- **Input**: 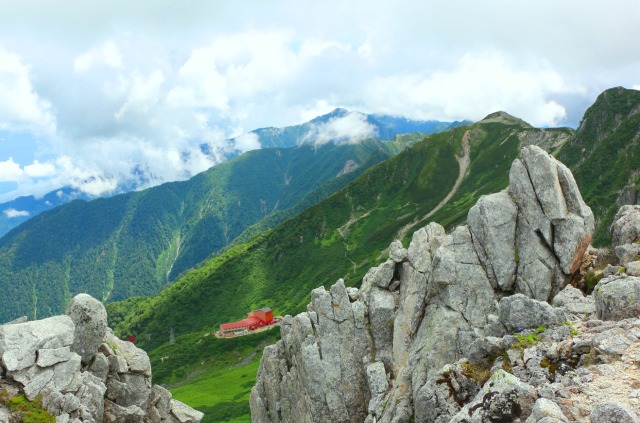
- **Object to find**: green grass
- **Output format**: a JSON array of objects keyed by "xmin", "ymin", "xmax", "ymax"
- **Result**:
[
  {"xmin": 171, "ymin": 359, "xmax": 260, "ymax": 423},
  {"xmin": 0, "ymin": 391, "xmax": 55, "ymax": 423}
]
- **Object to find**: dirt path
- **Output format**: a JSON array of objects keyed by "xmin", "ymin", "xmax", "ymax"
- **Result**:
[{"xmin": 394, "ymin": 130, "xmax": 471, "ymax": 242}]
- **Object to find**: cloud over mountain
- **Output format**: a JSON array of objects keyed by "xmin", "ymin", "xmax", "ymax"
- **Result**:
[{"xmin": 0, "ymin": 0, "xmax": 637, "ymax": 201}]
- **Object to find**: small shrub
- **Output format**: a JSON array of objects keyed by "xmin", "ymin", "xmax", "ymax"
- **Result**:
[
  {"xmin": 514, "ymin": 332, "xmax": 541, "ymax": 349},
  {"xmin": 586, "ymin": 271, "xmax": 603, "ymax": 293},
  {"xmin": 560, "ymin": 321, "xmax": 578, "ymax": 336},
  {"xmin": 460, "ymin": 361, "xmax": 491, "ymax": 385}
]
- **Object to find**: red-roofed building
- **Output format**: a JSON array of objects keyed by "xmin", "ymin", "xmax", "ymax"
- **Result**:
[{"xmin": 220, "ymin": 308, "xmax": 275, "ymax": 336}]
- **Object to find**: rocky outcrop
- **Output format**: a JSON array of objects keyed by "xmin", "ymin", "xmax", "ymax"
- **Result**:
[
  {"xmin": 0, "ymin": 294, "xmax": 203, "ymax": 423},
  {"xmin": 250, "ymin": 145, "xmax": 632, "ymax": 422}
]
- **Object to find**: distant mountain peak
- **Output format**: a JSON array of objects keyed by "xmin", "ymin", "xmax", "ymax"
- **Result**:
[{"xmin": 479, "ymin": 111, "xmax": 532, "ymax": 128}]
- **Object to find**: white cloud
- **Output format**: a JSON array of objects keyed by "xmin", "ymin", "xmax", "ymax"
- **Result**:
[
  {"xmin": 73, "ymin": 41, "xmax": 123, "ymax": 73},
  {"xmin": 24, "ymin": 160, "xmax": 56, "ymax": 178},
  {"xmin": 0, "ymin": 157, "xmax": 23, "ymax": 182},
  {"xmin": 302, "ymin": 112, "xmax": 377, "ymax": 146},
  {"xmin": 74, "ymin": 176, "xmax": 118, "ymax": 197},
  {"xmin": 233, "ymin": 133, "xmax": 260, "ymax": 153},
  {"xmin": 365, "ymin": 52, "xmax": 582, "ymax": 126},
  {"xmin": 0, "ymin": 45, "xmax": 54, "ymax": 131},
  {"xmin": 0, "ymin": 1, "xmax": 638, "ymax": 202},
  {"xmin": 3, "ymin": 208, "xmax": 29, "ymax": 218},
  {"xmin": 114, "ymin": 70, "xmax": 165, "ymax": 120},
  {"xmin": 167, "ymin": 30, "xmax": 298, "ymax": 113}
]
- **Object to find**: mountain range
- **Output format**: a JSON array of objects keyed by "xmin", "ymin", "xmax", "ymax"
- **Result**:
[
  {"xmin": 0, "ymin": 110, "xmax": 465, "ymax": 238},
  {"xmin": 101, "ymin": 87, "xmax": 640, "ymax": 422},
  {"xmin": 0, "ymin": 87, "xmax": 639, "ymax": 422},
  {"xmin": 0, "ymin": 132, "xmax": 433, "ymax": 322}
]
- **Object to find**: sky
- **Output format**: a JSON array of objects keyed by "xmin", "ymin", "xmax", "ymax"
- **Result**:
[{"xmin": 0, "ymin": 0, "xmax": 639, "ymax": 203}]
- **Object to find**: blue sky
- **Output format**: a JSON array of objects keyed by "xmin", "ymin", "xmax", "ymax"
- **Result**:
[{"xmin": 0, "ymin": 0, "xmax": 638, "ymax": 202}]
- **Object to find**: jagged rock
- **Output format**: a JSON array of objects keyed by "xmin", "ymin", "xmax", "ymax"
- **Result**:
[
  {"xmin": 36, "ymin": 346, "xmax": 72, "ymax": 368},
  {"xmin": 611, "ymin": 205, "xmax": 640, "ymax": 246},
  {"xmin": 468, "ymin": 337, "xmax": 504, "ymax": 365},
  {"xmin": 509, "ymin": 157, "xmax": 553, "ymax": 245},
  {"xmin": 520, "ymin": 146, "xmax": 568, "ymax": 221},
  {"xmin": 103, "ymin": 400, "xmax": 145, "ymax": 423},
  {"xmin": 170, "ymin": 399, "xmax": 205, "ymax": 423},
  {"xmin": 0, "ymin": 294, "xmax": 201, "ymax": 423},
  {"xmin": 509, "ymin": 147, "xmax": 592, "ymax": 301},
  {"xmin": 106, "ymin": 373, "xmax": 151, "ymax": 409},
  {"xmin": 75, "ymin": 371, "xmax": 107, "ymax": 421},
  {"xmin": 450, "ymin": 370, "xmax": 537, "ymax": 423},
  {"xmin": 593, "ymin": 276, "xmax": 640, "ymax": 320},
  {"xmin": 365, "ymin": 362, "xmax": 387, "ymax": 415},
  {"xmin": 626, "ymin": 260, "xmax": 640, "ymax": 276},
  {"xmin": 604, "ymin": 264, "xmax": 626, "ymax": 277},
  {"xmin": 556, "ymin": 161, "xmax": 595, "ymax": 230},
  {"xmin": 388, "ymin": 240, "xmax": 408, "ymax": 263},
  {"xmin": 554, "ymin": 214, "xmax": 593, "ymax": 275},
  {"xmin": 592, "ymin": 327, "xmax": 632, "ymax": 356},
  {"xmin": 392, "ymin": 262, "xmax": 428, "ymax": 373},
  {"xmin": 103, "ymin": 332, "xmax": 152, "ymax": 377},
  {"xmin": 254, "ymin": 279, "xmax": 371, "ymax": 422},
  {"xmin": 590, "ymin": 402, "xmax": 640, "ymax": 423},
  {"xmin": 615, "ymin": 243, "xmax": 640, "ymax": 265},
  {"xmin": 5, "ymin": 316, "xmax": 27, "ymax": 325},
  {"xmin": 88, "ymin": 352, "xmax": 110, "ymax": 383},
  {"xmin": 407, "ymin": 222, "xmax": 445, "ymax": 273},
  {"xmin": 367, "ymin": 286, "xmax": 395, "ymax": 370},
  {"xmin": 468, "ymin": 191, "xmax": 517, "ymax": 291},
  {"xmin": 525, "ymin": 398, "xmax": 569, "ymax": 422},
  {"xmin": 415, "ymin": 361, "xmax": 482, "ymax": 423},
  {"xmin": 498, "ymin": 294, "xmax": 566, "ymax": 332},
  {"xmin": 107, "ymin": 353, "xmax": 129, "ymax": 374},
  {"xmin": 66, "ymin": 294, "xmax": 108, "ymax": 364},
  {"xmin": 251, "ymin": 145, "xmax": 602, "ymax": 423},
  {"xmin": 146, "ymin": 385, "xmax": 173, "ymax": 423},
  {"xmin": 50, "ymin": 353, "xmax": 82, "ymax": 392},
  {"xmin": 362, "ymin": 259, "xmax": 395, "ymax": 289},
  {"xmin": 552, "ymin": 284, "xmax": 596, "ymax": 317},
  {"xmin": 0, "ymin": 315, "xmax": 74, "ymax": 372}
]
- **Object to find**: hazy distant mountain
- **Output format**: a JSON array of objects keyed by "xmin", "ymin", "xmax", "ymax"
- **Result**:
[
  {"xmin": 0, "ymin": 110, "xmax": 464, "ymax": 237},
  {"xmin": 0, "ymin": 187, "xmax": 91, "ymax": 238},
  {"xmin": 240, "ymin": 108, "xmax": 468, "ymax": 149}
]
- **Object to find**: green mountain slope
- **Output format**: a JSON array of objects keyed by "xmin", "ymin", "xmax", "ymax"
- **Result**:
[
  {"xmin": 556, "ymin": 86, "xmax": 640, "ymax": 245},
  {"xmin": 0, "ymin": 139, "xmax": 417, "ymax": 323},
  {"xmin": 106, "ymin": 114, "xmax": 574, "ymax": 421},
  {"xmin": 109, "ymin": 113, "xmax": 570, "ymax": 356}
]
